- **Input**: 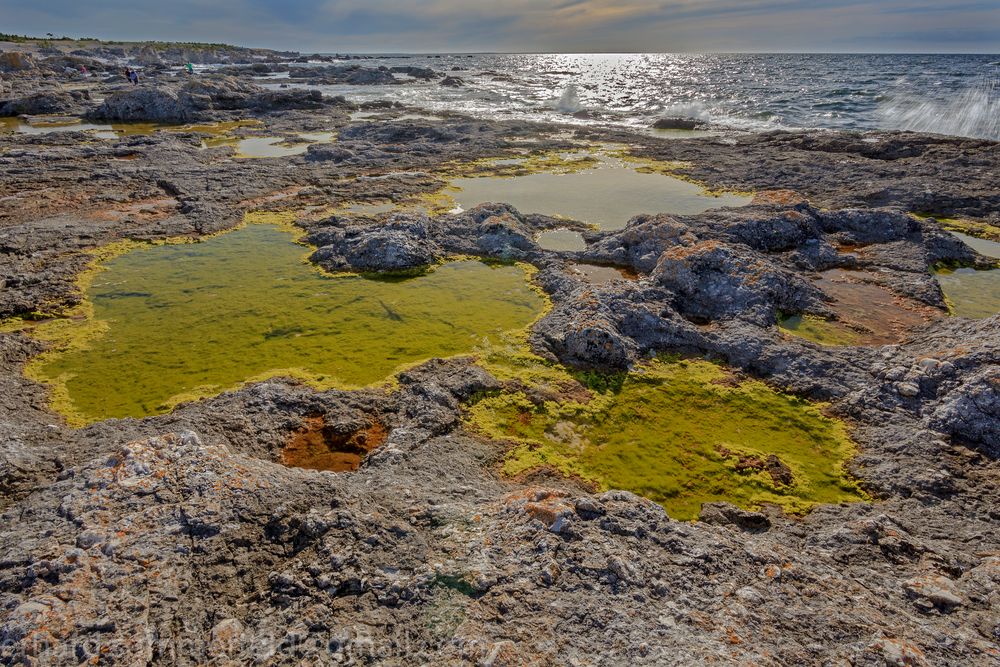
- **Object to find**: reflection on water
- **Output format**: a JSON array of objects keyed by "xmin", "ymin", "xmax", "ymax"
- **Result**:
[
  {"xmin": 937, "ymin": 267, "xmax": 1000, "ymax": 319},
  {"xmin": 255, "ymin": 54, "xmax": 999, "ymax": 140},
  {"xmin": 0, "ymin": 116, "xmax": 263, "ymax": 142},
  {"xmin": 936, "ymin": 232, "xmax": 1000, "ymax": 319},
  {"xmin": 950, "ymin": 231, "xmax": 1000, "ymax": 259},
  {"xmin": 31, "ymin": 220, "xmax": 545, "ymax": 423},
  {"xmin": 537, "ymin": 229, "xmax": 586, "ymax": 251},
  {"xmin": 0, "ymin": 115, "xmax": 113, "ymax": 135},
  {"xmin": 202, "ymin": 132, "xmax": 335, "ymax": 158},
  {"xmin": 448, "ymin": 152, "xmax": 750, "ymax": 230}
]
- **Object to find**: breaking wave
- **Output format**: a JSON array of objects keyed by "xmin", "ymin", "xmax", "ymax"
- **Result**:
[
  {"xmin": 657, "ymin": 101, "xmax": 712, "ymax": 122},
  {"xmin": 878, "ymin": 76, "xmax": 1000, "ymax": 141},
  {"xmin": 555, "ymin": 84, "xmax": 583, "ymax": 113}
]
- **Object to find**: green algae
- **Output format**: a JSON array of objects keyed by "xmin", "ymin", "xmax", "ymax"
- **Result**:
[
  {"xmin": 778, "ymin": 313, "xmax": 862, "ymax": 347},
  {"xmin": 466, "ymin": 349, "xmax": 865, "ymax": 521},
  {"xmin": 442, "ymin": 149, "xmax": 751, "ymax": 231},
  {"xmin": 27, "ymin": 214, "xmax": 546, "ymax": 425}
]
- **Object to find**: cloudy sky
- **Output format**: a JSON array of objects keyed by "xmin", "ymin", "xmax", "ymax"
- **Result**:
[{"xmin": 2, "ymin": 0, "xmax": 998, "ymax": 53}]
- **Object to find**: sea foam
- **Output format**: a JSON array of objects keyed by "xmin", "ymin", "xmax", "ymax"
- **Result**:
[{"xmin": 879, "ymin": 76, "xmax": 999, "ymax": 141}]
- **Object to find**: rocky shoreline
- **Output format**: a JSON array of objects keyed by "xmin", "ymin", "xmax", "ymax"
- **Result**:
[{"xmin": 1, "ymin": 41, "xmax": 999, "ymax": 665}]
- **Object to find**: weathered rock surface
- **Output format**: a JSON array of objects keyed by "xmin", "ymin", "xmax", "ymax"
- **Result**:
[
  {"xmin": 650, "ymin": 240, "xmax": 823, "ymax": 325},
  {"xmin": 0, "ymin": 90, "xmax": 85, "ymax": 116},
  {"xmin": 0, "ymin": 52, "xmax": 999, "ymax": 665},
  {"xmin": 615, "ymin": 129, "xmax": 1000, "ymax": 224},
  {"xmin": 310, "ymin": 214, "xmax": 443, "ymax": 272},
  {"xmin": 0, "ymin": 51, "xmax": 36, "ymax": 72},
  {"xmin": 89, "ymin": 77, "xmax": 329, "ymax": 122}
]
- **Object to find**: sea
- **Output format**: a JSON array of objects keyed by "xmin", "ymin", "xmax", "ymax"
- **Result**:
[{"xmin": 258, "ymin": 53, "xmax": 1000, "ymax": 141}]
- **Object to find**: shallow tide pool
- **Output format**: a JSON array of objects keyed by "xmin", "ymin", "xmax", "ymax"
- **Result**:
[
  {"xmin": 202, "ymin": 132, "xmax": 335, "ymax": 158},
  {"xmin": 0, "ymin": 117, "xmax": 260, "ymax": 141},
  {"xmin": 30, "ymin": 218, "xmax": 546, "ymax": 424},
  {"xmin": 447, "ymin": 152, "xmax": 751, "ymax": 231},
  {"xmin": 936, "ymin": 231, "xmax": 1000, "ymax": 319},
  {"xmin": 780, "ymin": 269, "xmax": 943, "ymax": 346},
  {"xmin": 937, "ymin": 267, "xmax": 1000, "ymax": 319}
]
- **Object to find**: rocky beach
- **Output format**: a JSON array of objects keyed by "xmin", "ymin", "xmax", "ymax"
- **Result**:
[{"xmin": 0, "ymin": 38, "xmax": 998, "ymax": 665}]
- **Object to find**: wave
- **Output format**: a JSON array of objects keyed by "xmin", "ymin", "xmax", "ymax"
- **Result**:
[
  {"xmin": 657, "ymin": 101, "xmax": 712, "ymax": 122},
  {"xmin": 877, "ymin": 76, "xmax": 999, "ymax": 141},
  {"xmin": 555, "ymin": 84, "xmax": 583, "ymax": 113}
]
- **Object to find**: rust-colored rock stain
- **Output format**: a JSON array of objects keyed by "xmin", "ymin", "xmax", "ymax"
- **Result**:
[{"xmin": 281, "ymin": 416, "xmax": 388, "ymax": 472}]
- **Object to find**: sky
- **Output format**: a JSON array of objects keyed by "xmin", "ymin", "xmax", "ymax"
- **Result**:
[{"xmin": 1, "ymin": 0, "xmax": 998, "ymax": 53}]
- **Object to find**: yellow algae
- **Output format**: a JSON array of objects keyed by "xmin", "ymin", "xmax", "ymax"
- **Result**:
[
  {"xmin": 912, "ymin": 212, "xmax": 1000, "ymax": 244},
  {"xmin": 779, "ymin": 314, "xmax": 861, "ymax": 347},
  {"xmin": 0, "ymin": 117, "xmax": 262, "ymax": 139},
  {"xmin": 26, "ymin": 213, "xmax": 546, "ymax": 425},
  {"xmin": 466, "ymin": 348, "xmax": 865, "ymax": 521}
]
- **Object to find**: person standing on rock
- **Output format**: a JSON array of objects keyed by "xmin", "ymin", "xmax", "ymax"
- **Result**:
[
  {"xmin": 129, "ymin": 69, "xmax": 139, "ymax": 85},
  {"xmin": 186, "ymin": 62, "xmax": 194, "ymax": 75}
]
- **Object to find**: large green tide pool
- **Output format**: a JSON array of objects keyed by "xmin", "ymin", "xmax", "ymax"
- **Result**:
[
  {"xmin": 30, "ymin": 220, "xmax": 545, "ymax": 424},
  {"xmin": 468, "ymin": 354, "xmax": 865, "ymax": 520}
]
